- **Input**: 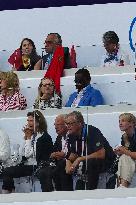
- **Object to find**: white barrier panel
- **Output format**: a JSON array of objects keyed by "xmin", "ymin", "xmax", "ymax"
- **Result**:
[
  {"xmin": 19, "ymin": 72, "xmax": 136, "ymax": 90},
  {"xmin": 0, "ymin": 198, "xmax": 135, "ymax": 205},
  {"xmin": 1, "ymin": 189, "xmax": 136, "ymax": 203},
  {"xmin": 12, "ymin": 198, "xmax": 136, "ymax": 205},
  {"xmin": 0, "ymin": 50, "xmax": 12, "ymax": 71},
  {"xmin": 20, "ymin": 87, "xmax": 38, "ymax": 109},
  {"xmin": 93, "ymin": 81, "xmax": 136, "ymax": 105},
  {"xmin": 16, "ymin": 66, "xmax": 135, "ymax": 88}
]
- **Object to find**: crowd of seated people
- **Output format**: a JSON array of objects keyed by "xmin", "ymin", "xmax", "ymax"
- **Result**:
[
  {"xmin": 1, "ymin": 110, "xmax": 136, "ymax": 193},
  {"xmin": 0, "ymin": 92, "xmax": 136, "ymax": 194},
  {"xmin": 7, "ymin": 33, "xmax": 72, "ymax": 73},
  {"xmin": 3, "ymin": 30, "xmax": 131, "ymax": 73},
  {"xmin": 0, "ymin": 29, "xmax": 135, "ymax": 194},
  {"xmin": 0, "ymin": 68, "xmax": 104, "ymax": 110}
]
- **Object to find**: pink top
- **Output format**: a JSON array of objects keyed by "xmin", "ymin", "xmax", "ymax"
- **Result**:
[{"xmin": 0, "ymin": 91, "xmax": 27, "ymax": 111}]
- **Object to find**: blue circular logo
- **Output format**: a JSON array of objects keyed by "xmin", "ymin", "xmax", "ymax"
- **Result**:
[{"xmin": 129, "ymin": 17, "xmax": 136, "ymax": 52}]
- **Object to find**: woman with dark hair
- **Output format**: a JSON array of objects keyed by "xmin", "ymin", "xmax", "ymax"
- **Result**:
[
  {"xmin": 8, "ymin": 38, "xmax": 41, "ymax": 71},
  {"xmin": 2, "ymin": 110, "xmax": 53, "ymax": 194},
  {"xmin": 33, "ymin": 77, "xmax": 62, "ymax": 109}
]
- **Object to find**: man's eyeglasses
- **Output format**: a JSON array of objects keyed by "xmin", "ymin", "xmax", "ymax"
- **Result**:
[
  {"xmin": 41, "ymin": 83, "xmax": 54, "ymax": 87},
  {"xmin": 65, "ymin": 121, "xmax": 78, "ymax": 127},
  {"xmin": 54, "ymin": 123, "xmax": 64, "ymax": 127},
  {"xmin": 44, "ymin": 40, "xmax": 54, "ymax": 45},
  {"xmin": 74, "ymin": 79, "xmax": 83, "ymax": 84}
]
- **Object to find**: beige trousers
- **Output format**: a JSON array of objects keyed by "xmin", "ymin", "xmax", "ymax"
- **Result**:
[{"xmin": 117, "ymin": 154, "xmax": 135, "ymax": 183}]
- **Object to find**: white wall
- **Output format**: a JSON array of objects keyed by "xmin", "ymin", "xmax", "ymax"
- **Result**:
[
  {"xmin": 1, "ymin": 189, "xmax": 136, "ymax": 203},
  {"xmin": 0, "ymin": 2, "xmax": 136, "ymax": 51}
]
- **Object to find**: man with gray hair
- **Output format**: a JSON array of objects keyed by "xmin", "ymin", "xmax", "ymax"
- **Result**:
[
  {"xmin": 37, "ymin": 114, "xmax": 73, "ymax": 191},
  {"xmin": 65, "ymin": 111, "xmax": 116, "ymax": 190},
  {"xmin": 101, "ymin": 30, "xmax": 130, "ymax": 67},
  {"xmin": 38, "ymin": 33, "xmax": 70, "ymax": 70}
]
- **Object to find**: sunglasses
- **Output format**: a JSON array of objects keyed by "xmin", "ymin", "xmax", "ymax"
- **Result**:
[
  {"xmin": 44, "ymin": 40, "xmax": 54, "ymax": 45},
  {"xmin": 74, "ymin": 79, "xmax": 83, "ymax": 84}
]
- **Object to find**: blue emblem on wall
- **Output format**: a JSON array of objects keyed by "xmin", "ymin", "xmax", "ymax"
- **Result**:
[{"xmin": 129, "ymin": 17, "xmax": 136, "ymax": 52}]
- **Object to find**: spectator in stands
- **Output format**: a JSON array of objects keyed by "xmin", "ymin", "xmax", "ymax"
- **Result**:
[
  {"xmin": 36, "ymin": 114, "xmax": 72, "ymax": 191},
  {"xmin": 114, "ymin": 113, "xmax": 136, "ymax": 188},
  {"xmin": 36, "ymin": 33, "xmax": 70, "ymax": 70},
  {"xmin": 101, "ymin": 31, "xmax": 130, "ymax": 67},
  {"xmin": 65, "ymin": 68, "xmax": 103, "ymax": 107},
  {"xmin": 2, "ymin": 110, "xmax": 53, "ymax": 194},
  {"xmin": 8, "ymin": 38, "xmax": 41, "ymax": 71},
  {"xmin": 0, "ymin": 71, "xmax": 27, "ymax": 111},
  {"xmin": 33, "ymin": 77, "xmax": 62, "ymax": 109},
  {"xmin": 64, "ymin": 111, "xmax": 116, "ymax": 190},
  {"xmin": 0, "ymin": 128, "xmax": 11, "ymax": 169}
]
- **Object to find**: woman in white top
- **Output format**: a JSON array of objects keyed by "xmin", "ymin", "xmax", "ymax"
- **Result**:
[{"xmin": 2, "ymin": 110, "xmax": 53, "ymax": 194}]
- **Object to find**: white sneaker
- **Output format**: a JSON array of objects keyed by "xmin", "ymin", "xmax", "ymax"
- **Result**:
[{"xmin": 117, "ymin": 184, "xmax": 127, "ymax": 188}]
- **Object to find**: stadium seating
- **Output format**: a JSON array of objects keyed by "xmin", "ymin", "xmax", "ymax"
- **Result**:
[
  {"xmin": 0, "ymin": 50, "xmax": 136, "ymax": 193},
  {"xmin": 13, "ymin": 66, "xmax": 135, "ymax": 108},
  {"xmin": 1, "ymin": 104, "xmax": 136, "ymax": 192}
]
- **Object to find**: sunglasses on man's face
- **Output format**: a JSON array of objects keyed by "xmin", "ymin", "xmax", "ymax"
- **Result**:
[
  {"xmin": 44, "ymin": 40, "xmax": 54, "ymax": 45},
  {"xmin": 74, "ymin": 79, "xmax": 84, "ymax": 85},
  {"xmin": 74, "ymin": 79, "xmax": 83, "ymax": 84}
]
